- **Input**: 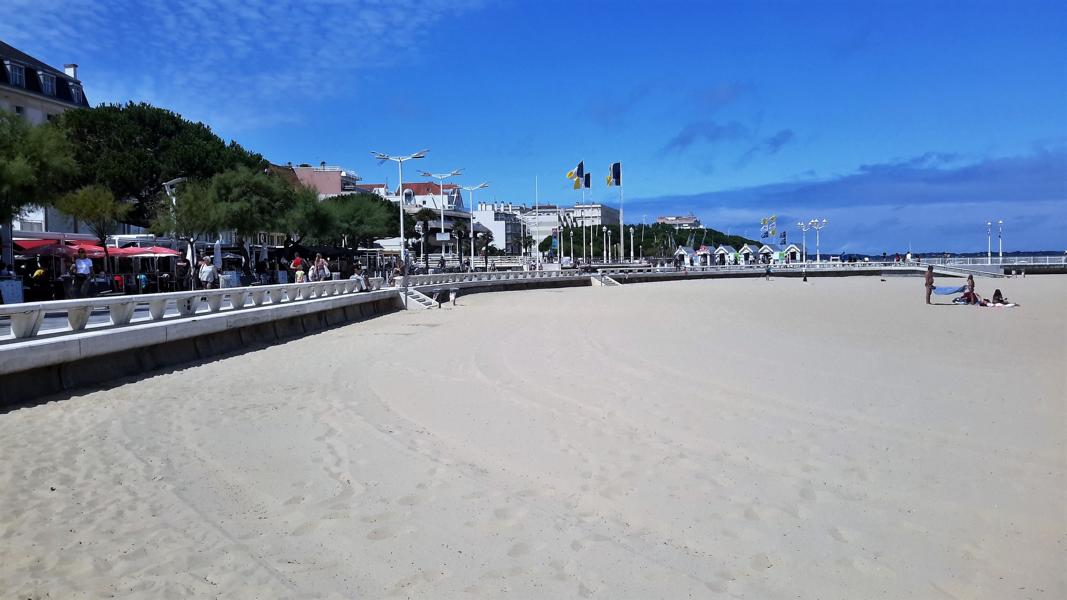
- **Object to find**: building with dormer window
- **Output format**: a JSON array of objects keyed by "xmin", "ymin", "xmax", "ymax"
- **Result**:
[
  {"xmin": 2, "ymin": 41, "xmax": 91, "ymax": 236},
  {"xmin": 1, "ymin": 41, "xmax": 89, "ymax": 125}
]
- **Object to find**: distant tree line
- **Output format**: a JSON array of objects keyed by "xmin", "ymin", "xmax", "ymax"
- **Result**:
[{"xmin": 2, "ymin": 102, "xmax": 400, "ymax": 261}]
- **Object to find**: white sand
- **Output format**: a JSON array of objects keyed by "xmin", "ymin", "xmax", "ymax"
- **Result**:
[{"xmin": 1, "ymin": 275, "xmax": 1064, "ymax": 599}]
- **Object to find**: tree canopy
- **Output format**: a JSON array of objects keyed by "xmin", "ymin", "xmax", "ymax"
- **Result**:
[
  {"xmin": 321, "ymin": 193, "xmax": 399, "ymax": 250},
  {"xmin": 56, "ymin": 185, "xmax": 131, "ymax": 272},
  {"xmin": 0, "ymin": 111, "xmax": 77, "ymax": 222},
  {"xmin": 58, "ymin": 102, "xmax": 263, "ymax": 227}
]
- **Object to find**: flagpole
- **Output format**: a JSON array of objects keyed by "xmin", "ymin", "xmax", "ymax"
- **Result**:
[
  {"xmin": 581, "ymin": 185, "xmax": 586, "ymax": 264},
  {"xmin": 619, "ymin": 174, "xmax": 624, "ymax": 264},
  {"xmin": 534, "ymin": 175, "xmax": 538, "ymax": 266}
]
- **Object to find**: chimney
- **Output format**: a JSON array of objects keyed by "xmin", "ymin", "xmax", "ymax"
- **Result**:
[{"xmin": 64, "ymin": 64, "xmax": 78, "ymax": 79}]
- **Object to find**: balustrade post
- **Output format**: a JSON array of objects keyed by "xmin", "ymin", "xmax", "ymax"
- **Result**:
[
  {"xmin": 206, "ymin": 293, "xmax": 224, "ymax": 313},
  {"xmin": 116, "ymin": 301, "xmax": 142, "ymax": 323},
  {"xmin": 176, "ymin": 296, "xmax": 200, "ymax": 317},
  {"xmin": 9, "ymin": 308, "xmax": 44, "ymax": 339},
  {"xmin": 66, "ymin": 306, "xmax": 92, "ymax": 331}
]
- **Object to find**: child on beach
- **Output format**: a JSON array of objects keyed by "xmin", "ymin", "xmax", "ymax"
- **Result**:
[{"xmin": 924, "ymin": 266, "xmax": 934, "ymax": 304}]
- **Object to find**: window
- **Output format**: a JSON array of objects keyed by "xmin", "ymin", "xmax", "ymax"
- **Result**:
[
  {"xmin": 7, "ymin": 62, "xmax": 25, "ymax": 87},
  {"xmin": 14, "ymin": 105, "xmax": 23, "ymax": 115},
  {"xmin": 39, "ymin": 73, "xmax": 55, "ymax": 96},
  {"xmin": 70, "ymin": 85, "xmax": 83, "ymax": 104}
]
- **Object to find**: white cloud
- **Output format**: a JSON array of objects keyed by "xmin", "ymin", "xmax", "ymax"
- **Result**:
[{"xmin": 0, "ymin": 0, "xmax": 484, "ymax": 133}]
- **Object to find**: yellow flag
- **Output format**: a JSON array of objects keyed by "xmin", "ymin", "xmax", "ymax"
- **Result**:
[
  {"xmin": 606, "ymin": 174, "xmax": 613, "ymax": 186},
  {"xmin": 566, "ymin": 170, "xmax": 576, "ymax": 179},
  {"xmin": 573, "ymin": 178, "xmax": 581, "ymax": 190}
]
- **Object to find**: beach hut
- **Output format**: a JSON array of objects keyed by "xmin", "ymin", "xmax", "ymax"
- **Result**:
[
  {"xmin": 714, "ymin": 244, "xmax": 737, "ymax": 265},
  {"xmin": 782, "ymin": 243, "xmax": 803, "ymax": 263},
  {"xmin": 695, "ymin": 245, "xmax": 715, "ymax": 266},
  {"xmin": 673, "ymin": 245, "xmax": 697, "ymax": 267},
  {"xmin": 738, "ymin": 244, "xmax": 760, "ymax": 264},
  {"xmin": 758, "ymin": 243, "xmax": 781, "ymax": 264}
]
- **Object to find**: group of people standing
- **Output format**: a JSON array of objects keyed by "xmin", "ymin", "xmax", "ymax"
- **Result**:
[{"xmin": 925, "ymin": 267, "xmax": 1013, "ymax": 306}]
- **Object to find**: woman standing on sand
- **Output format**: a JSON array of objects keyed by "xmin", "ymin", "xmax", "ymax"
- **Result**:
[{"xmin": 925, "ymin": 265, "xmax": 934, "ymax": 304}]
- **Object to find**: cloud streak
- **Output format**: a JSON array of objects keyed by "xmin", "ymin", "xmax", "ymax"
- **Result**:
[
  {"xmin": 0, "ymin": 0, "xmax": 484, "ymax": 133},
  {"xmin": 736, "ymin": 128, "xmax": 796, "ymax": 167},
  {"xmin": 626, "ymin": 145, "xmax": 1067, "ymax": 252},
  {"xmin": 660, "ymin": 120, "xmax": 749, "ymax": 154}
]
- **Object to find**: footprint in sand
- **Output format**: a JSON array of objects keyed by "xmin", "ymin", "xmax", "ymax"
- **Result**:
[
  {"xmin": 507, "ymin": 542, "xmax": 530, "ymax": 558},
  {"xmin": 744, "ymin": 506, "xmax": 761, "ymax": 521},
  {"xmin": 750, "ymin": 553, "xmax": 773, "ymax": 570},
  {"xmin": 283, "ymin": 495, "xmax": 304, "ymax": 506},
  {"xmin": 398, "ymin": 494, "xmax": 426, "ymax": 506},
  {"xmin": 291, "ymin": 521, "xmax": 318, "ymax": 536},
  {"xmin": 798, "ymin": 486, "xmax": 817, "ymax": 501},
  {"xmin": 366, "ymin": 526, "xmax": 395, "ymax": 541},
  {"xmin": 361, "ymin": 510, "xmax": 397, "ymax": 524},
  {"xmin": 829, "ymin": 526, "xmax": 851, "ymax": 543}
]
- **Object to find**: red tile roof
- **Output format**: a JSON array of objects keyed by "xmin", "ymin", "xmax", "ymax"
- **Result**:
[{"xmin": 398, "ymin": 182, "xmax": 460, "ymax": 196}]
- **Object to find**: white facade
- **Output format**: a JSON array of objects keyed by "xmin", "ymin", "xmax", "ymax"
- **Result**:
[
  {"xmin": 569, "ymin": 203, "xmax": 620, "ymax": 228},
  {"xmin": 472, "ymin": 203, "xmax": 522, "ymax": 254},
  {"xmin": 657, "ymin": 215, "xmax": 702, "ymax": 229}
]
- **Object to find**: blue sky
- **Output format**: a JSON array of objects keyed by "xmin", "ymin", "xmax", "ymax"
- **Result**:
[{"xmin": 4, "ymin": 0, "xmax": 1065, "ymax": 252}]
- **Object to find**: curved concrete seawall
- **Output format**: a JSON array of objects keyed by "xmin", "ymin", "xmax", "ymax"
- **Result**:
[{"xmin": 1, "ymin": 290, "xmax": 401, "ymax": 407}]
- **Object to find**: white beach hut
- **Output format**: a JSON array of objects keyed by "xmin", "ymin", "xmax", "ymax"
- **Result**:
[
  {"xmin": 758, "ymin": 243, "xmax": 781, "ymax": 264},
  {"xmin": 782, "ymin": 243, "xmax": 803, "ymax": 263},
  {"xmin": 738, "ymin": 244, "xmax": 760, "ymax": 264},
  {"xmin": 714, "ymin": 244, "xmax": 737, "ymax": 265},
  {"xmin": 673, "ymin": 245, "xmax": 697, "ymax": 266}
]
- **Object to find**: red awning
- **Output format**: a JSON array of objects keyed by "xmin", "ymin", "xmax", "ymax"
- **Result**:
[
  {"xmin": 124, "ymin": 246, "xmax": 181, "ymax": 257},
  {"xmin": 13, "ymin": 239, "xmax": 61, "ymax": 251}
]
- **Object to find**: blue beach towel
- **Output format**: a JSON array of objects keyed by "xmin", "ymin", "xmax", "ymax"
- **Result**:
[{"xmin": 933, "ymin": 285, "xmax": 966, "ymax": 295}]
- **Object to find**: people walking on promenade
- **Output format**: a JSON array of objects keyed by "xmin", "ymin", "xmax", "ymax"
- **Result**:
[
  {"xmin": 309, "ymin": 253, "xmax": 330, "ymax": 282},
  {"xmin": 70, "ymin": 248, "xmax": 93, "ymax": 298},
  {"xmin": 175, "ymin": 254, "xmax": 191, "ymax": 291},
  {"xmin": 198, "ymin": 256, "xmax": 218, "ymax": 289}
]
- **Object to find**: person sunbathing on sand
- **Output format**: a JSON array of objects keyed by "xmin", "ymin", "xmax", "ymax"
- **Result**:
[{"xmin": 980, "ymin": 289, "xmax": 1019, "ymax": 307}]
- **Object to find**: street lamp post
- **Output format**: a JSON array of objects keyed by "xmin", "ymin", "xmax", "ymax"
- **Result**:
[
  {"xmin": 607, "ymin": 228, "xmax": 613, "ymax": 263},
  {"xmin": 998, "ymin": 220, "xmax": 1003, "ymax": 263},
  {"xmin": 809, "ymin": 219, "xmax": 827, "ymax": 262},
  {"xmin": 629, "ymin": 226, "xmax": 634, "ymax": 262},
  {"xmin": 462, "ymin": 182, "xmax": 489, "ymax": 266},
  {"xmin": 796, "ymin": 221, "xmax": 811, "ymax": 262},
  {"xmin": 419, "ymin": 169, "xmax": 462, "ymax": 260},
  {"xmin": 372, "ymin": 150, "xmax": 428, "ymax": 307},
  {"xmin": 602, "ymin": 226, "xmax": 607, "ymax": 263},
  {"xmin": 569, "ymin": 229, "xmax": 574, "ymax": 264},
  {"xmin": 986, "ymin": 221, "xmax": 992, "ymax": 264}
]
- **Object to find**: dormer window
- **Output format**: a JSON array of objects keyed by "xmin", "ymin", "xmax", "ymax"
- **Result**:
[
  {"xmin": 39, "ymin": 73, "xmax": 56, "ymax": 96},
  {"xmin": 70, "ymin": 85, "xmax": 83, "ymax": 104},
  {"xmin": 6, "ymin": 62, "xmax": 25, "ymax": 87}
]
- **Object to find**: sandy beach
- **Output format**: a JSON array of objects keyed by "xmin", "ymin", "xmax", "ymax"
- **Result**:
[{"xmin": 1, "ymin": 275, "xmax": 1064, "ymax": 599}]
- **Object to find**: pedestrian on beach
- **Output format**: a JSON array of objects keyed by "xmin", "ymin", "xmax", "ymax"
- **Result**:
[
  {"xmin": 198, "ymin": 256, "xmax": 218, "ymax": 289},
  {"xmin": 925, "ymin": 265, "xmax": 934, "ymax": 305},
  {"xmin": 962, "ymin": 274, "xmax": 981, "ymax": 304}
]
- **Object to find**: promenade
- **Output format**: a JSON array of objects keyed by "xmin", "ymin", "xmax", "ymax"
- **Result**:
[{"xmin": 1, "ymin": 276, "xmax": 1064, "ymax": 598}]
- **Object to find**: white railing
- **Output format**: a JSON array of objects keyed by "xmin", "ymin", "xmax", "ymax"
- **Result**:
[
  {"xmin": 402, "ymin": 269, "xmax": 586, "ymax": 288},
  {"xmin": 916, "ymin": 256, "xmax": 1065, "ymax": 266},
  {"xmin": 0, "ymin": 277, "xmax": 386, "ymax": 341}
]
